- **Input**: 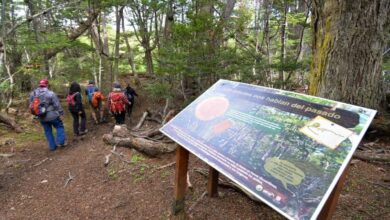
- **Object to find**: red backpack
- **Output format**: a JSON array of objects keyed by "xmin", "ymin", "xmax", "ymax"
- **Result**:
[
  {"xmin": 109, "ymin": 92, "xmax": 125, "ymax": 113},
  {"xmin": 66, "ymin": 92, "xmax": 79, "ymax": 106},
  {"xmin": 29, "ymin": 92, "xmax": 48, "ymax": 117}
]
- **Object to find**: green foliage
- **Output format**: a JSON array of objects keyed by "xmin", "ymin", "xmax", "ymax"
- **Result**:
[
  {"xmin": 131, "ymin": 154, "xmax": 145, "ymax": 163},
  {"xmin": 2, "ymin": 0, "xmax": 317, "ymax": 102},
  {"xmin": 0, "ymin": 80, "xmax": 11, "ymax": 93},
  {"xmin": 144, "ymin": 81, "xmax": 172, "ymax": 100},
  {"xmin": 108, "ymin": 168, "xmax": 118, "ymax": 180}
]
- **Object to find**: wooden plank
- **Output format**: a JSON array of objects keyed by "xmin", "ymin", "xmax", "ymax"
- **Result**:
[
  {"xmin": 318, "ymin": 164, "xmax": 350, "ymax": 220},
  {"xmin": 207, "ymin": 166, "xmax": 219, "ymax": 197},
  {"xmin": 173, "ymin": 145, "xmax": 189, "ymax": 215}
]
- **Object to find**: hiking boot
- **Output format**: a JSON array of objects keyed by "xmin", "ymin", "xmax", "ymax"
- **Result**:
[
  {"xmin": 58, "ymin": 142, "xmax": 68, "ymax": 148},
  {"xmin": 79, "ymin": 129, "xmax": 88, "ymax": 135}
]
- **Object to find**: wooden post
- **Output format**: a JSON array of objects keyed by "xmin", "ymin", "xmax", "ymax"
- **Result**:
[
  {"xmin": 207, "ymin": 166, "xmax": 219, "ymax": 197},
  {"xmin": 173, "ymin": 145, "xmax": 189, "ymax": 215},
  {"xmin": 318, "ymin": 164, "xmax": 350, "ymax": 220}
]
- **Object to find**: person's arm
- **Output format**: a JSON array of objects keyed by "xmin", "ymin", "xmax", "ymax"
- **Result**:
[
  {"xmin": 76, "ymin": 93, "xmax": 83, "ymax": 113},
  {"xmin": 133, "ymin": 89, "xmax": 138, "ymax": 97},
  {"xmin": 107, "ymin": 92, "xmax": 111, "ymax": 109},
  {"xmin": 122, "ymin": 93, "xmax": 130, "ymax": 105},
  {"xmin": 52, "ymin": 92, "xmax": 64, "ymax": 116},
  {"xmin": 29, "ymin": 91, "xmax": 35, "ymax": 104}
]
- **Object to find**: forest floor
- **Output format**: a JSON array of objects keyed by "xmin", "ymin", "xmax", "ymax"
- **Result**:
[{"xmin": 0, "ymin": 84, "xmax": 389, "ymax": 220}]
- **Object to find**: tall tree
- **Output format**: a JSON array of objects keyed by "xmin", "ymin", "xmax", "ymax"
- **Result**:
[
  {"xmin": 114, "ymin": 5, "xmax": 121, "ymax": 82},
  {"xmin": 310, "ymin": 0, "xmax": 390, "ymax": 109},
  {"xmin": 279, "ymin": 0, "xmax": 288, "ymax": 85},
  {"xmin": 119, "ymin": 6, "xmax": 137, "ymax": 81},
  {"xmin": 127, "ymin": 1, "xmax": 159, "ymax": 75}
]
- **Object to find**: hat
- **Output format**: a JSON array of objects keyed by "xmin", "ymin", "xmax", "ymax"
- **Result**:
[
  {"xmin": 88, "ymin": 80, "xmax": 95, "ymax": 84},
  {"xmin": 39, "ymin": 79, "xmax": 49, "ymax": 87},
  {"xmin": 113, "ymin": 82, "xmax": 121, "ymax": 89}
]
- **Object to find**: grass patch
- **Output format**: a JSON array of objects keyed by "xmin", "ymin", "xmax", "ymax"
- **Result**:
[
  {"xmin": 108, "ymin": 168, "xmax": 118, "ymax": 180},
  {"xmin": 131, "ymin": 154, "xmax": 145, "ymax": 163},
  {"xmin": 160, "ymin": 170, "xmax": 171, "ymax": 178}
]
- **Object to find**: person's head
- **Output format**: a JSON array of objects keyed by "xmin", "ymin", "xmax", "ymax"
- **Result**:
[
  {"xmin": 69, "ymin": 82, "xmax": 81, "ymax": 94},
  {"xmin": 125, "ymin": 84, "xmax": 132, "ymax": 92},
  {"xmin": 113, "ymin": 82, "xmax": 121, "ymax": 89},
  {"xmin": 39, "ymin": 79, "xmax": 49, "ymax": 88},
  {"xmin": 88, "ymin": 80, "xmax": 95, "ymax": 85}
]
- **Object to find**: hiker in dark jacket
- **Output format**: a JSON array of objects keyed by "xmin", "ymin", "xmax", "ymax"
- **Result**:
[
  {"xmin": 124, "ymin": 84, "xmax": 138, "ymax": 119},
  {"xmin": 68, "ymin": 82, "xmax": 87, "ymax": 136},
  {"xmin": 29, "ymin": 79, "xmax": 66, "ymax": 151},
  {"xmin": 108, "ymin": 83, "xmax": 129, "ymax": 125}
]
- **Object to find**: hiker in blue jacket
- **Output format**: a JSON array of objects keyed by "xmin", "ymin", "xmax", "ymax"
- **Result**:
[
  {"xmin": 85, "ymin": 80, "xmax": 103, "ymax": 124},
  {"xmin": 67, "ymin": 82, "xmax": 87, "ymax": 136},
  {"xmin": 29, "ymin": 79, "xmax": 66, "ymax": 151}
]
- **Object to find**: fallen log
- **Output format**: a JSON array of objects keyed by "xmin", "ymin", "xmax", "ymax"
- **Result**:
[
  {"xmin": 0, "ymin": 153, "xmax": 15, "ymax": 158},
  {"xmin": 369, "ymin": 113, "xmax": 390, "ymax": 137},
  {"xmin": 353, "ymin": 152, "xmax": 390, "ymax": 163},
  {"xmin": 162, "ymin": 109, "xmax": 175, "ymax": 125},
  {"xmin": 135, "ymin": 109, "xmax": 176, "ymax": 137},
  {"xmin": 133, "ymin": 111, "xmax": 149, "ymax": 130},
  {"xmin": 102, "ymin": 133, "xmax": 176, "ymax": 157},
  {"xmin": 146, "ymin": 116, "xmax": 162, "ymax": 124},
  {"xmin": 188, "ymin": 191, "xmax": 207, "ymax": 213},
  {"xmin": 139, "ymin": 127, "xmax": 161, "ymax": 137},
  {"xmin": 0, "ymin": 112, "xmax": 22, "ymax": 133}
]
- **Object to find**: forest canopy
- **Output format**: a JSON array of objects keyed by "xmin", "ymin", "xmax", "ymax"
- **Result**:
[{"xmin": 0, "ymin": 0, "xmax": 389, "ymax": 111}]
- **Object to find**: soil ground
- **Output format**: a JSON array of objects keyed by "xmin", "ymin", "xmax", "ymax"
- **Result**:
[{"xmin": 0, "ymin": 86, "xmax": 389, "ymax": 220}]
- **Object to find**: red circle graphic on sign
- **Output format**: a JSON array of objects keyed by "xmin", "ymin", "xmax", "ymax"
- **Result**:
[{"xmin": 195, "ymin": 97, "xmax": 229, "ymax": 121}]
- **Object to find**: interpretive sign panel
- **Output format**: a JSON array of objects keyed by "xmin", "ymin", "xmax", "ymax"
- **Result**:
[{"xmin": 160, "ymin": 80, "xmax": 376, "ymax": 220}]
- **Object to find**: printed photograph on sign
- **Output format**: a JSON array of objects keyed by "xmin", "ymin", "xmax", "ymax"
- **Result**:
[
  {"xmin": 299, "ymin": 116, "xmax": 354, "ymax": 149},
  {"xmin": 160, "ymin": 80, "xmax": 376, "ymax": 220}
]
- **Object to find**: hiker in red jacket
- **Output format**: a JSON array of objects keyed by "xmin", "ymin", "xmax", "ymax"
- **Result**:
[{"xmin": 107, "ymin": 83, "xmax": 129, "ymax": 124}]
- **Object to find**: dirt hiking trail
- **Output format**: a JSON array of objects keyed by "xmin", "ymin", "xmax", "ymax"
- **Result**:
[{"xmin": 0, "ymin": 92, "xmax": 389, "ymax": 220}]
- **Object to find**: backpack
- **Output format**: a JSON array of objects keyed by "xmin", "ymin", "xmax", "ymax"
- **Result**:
[
  {"xmin": 125, "ymin": 90, "xmax": 133, "ymax": 102},
  {"xmin": 66, "ymin": 92, "xmax": 79, "ymax": 106},
  {"xmin": 91, "ymin": 91, "xmax": 104, "ymax": 108},
  {"xmin": 109, "ymin": 92, "xmax": 125, "ymax": 113},
  {"xmin": 86, "ymin": 85, "xmax": 96, "ymax": 102},
  {"xmin": 29, "ymin": 92, "xmax": 48, "ymax": 117}
]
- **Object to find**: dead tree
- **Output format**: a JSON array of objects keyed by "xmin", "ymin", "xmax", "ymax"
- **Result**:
[
  {"xmin": 102, "ymin": 133, "xmax": 175, "ymax": 157},
  {"xmin": 0, "ymin": 112, "xmax": 22, "ymax": 133}
]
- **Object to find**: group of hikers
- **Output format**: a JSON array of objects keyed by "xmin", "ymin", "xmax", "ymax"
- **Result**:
[{"xmin": 29, "ymin": 79, "xmax": 138, "ymax": 151}]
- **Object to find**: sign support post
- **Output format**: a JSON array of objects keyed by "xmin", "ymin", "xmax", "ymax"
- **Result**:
[
  {"xmin": 173, "ymin": 145, "xmax": 189, "ymax": 215},
  {"xmin": 318, "ymin": 163, "xmax": 350, "ymax": 220},
  {"xmin": 207, "ymin": 166, "xmax": 219, "ymax": 197}
]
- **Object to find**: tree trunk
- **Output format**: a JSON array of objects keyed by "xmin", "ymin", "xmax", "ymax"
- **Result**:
[
  {"xmin": 310, "ymin": 0, "xmax": 390, "ymax": 109},
  {"xmin": 90, "ymin": 15, "xmax": 111, "ymax": 93},
  {"xmin": 119, "ymin": 6, "xmax": 137, "ymax": 80},
  {"xmin": 163, "ymin": 0, "xmax": 174, "ymax": 41},
  {"xmin": 101, "ymin": 13, "xmax": 112, "ymax": 85},
  {"xmin": 0, "ymin": 112, "xmax": 22, "ymax": 133},
  {"xmin": 279, "ymin": 0, "xmax": 288, "ymax": 86},
  {"xmin": 145, "ymin": 47, "xmax": 154, "ymax": 75},
  {"xmin": 262, "ymin": 0, "xmax": 272, "ymax": 86},
  {"xmin": 114, "ymin": 6, "xmax": 121, "ymax": 82}
]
